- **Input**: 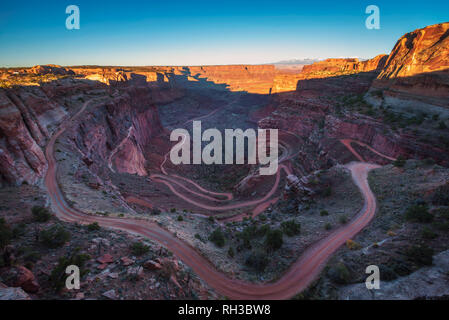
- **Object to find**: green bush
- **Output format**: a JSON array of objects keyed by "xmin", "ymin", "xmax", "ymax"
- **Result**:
[
  {"xmin": 32, "ymin": 206, "xmax": 52, "ymax": 222},
  {"xmin": 320, "ymin": 210, "xmax": 329, "ymax": 216},
  {"xmin": 245, "ymin": 249, "xmax": 269, "ymax": 272},
  {"xmin": 130, "ymin": 242, "xmax": 150, "ymax": 256},
  {"xmin": 264, "ymin": 229, "xmax": 283, "ymax": 251},
  {"xmin": 87, "ymin": 222, "xmax": 100, "ymax": 231},
  {"xmin": 339, "ymin": 215, "xmax": 348, "ymax": 224},
  {"xmin": 209, "ymin": 228, "xmax": 225, "ymax": 247},
  {"xmin": 49, "ymin": 249, "xmax": 90, "ymax": 292},
  {"xmin": 322, "ymin": 187, "xmax": 332, "ymax": 197},
  {"xmin": 328, "ymin": 262, "xmax": 351, "ymax": 284},
  {"xmin": 151, "ymin": 208, "xmax": 161, "ymax": 215},
  {"xmin": 405, "ymin": 244, "xmax": 434, "ymax": 266},
  {"xmin": 325, "ymin": 223, "xmax": 332, "ymax": 230},
  {"xmin": 421, "ymin": 227, "xmax": 438, "ymax": 239},
  {"xmin": 281, "ymin": 220, "xmax": 301, "ymax": 237},
  {"xmin": 12, "ymin": 223, "xmax": 27, "ymax": 238},
  {"xmin": 227, "ymin": 247, "xmax": 235, "ymax": 258},
  {"xmin": 40, "ymin": 226, "xmax": 71, "ymax": 248},
  {"xmin": 0, "ymin": 218, "xmax": 12, "ymax": 250},
  {"xmin": 392, "ymin": 156, "xmax": 406, "ymax": 167},
  {"xmin": 405, "ymin": 204, "xmax": 433, "ymax": 223},
  {"xmin": 170, "ymin": 208, "xmax": 176, "ymax": 213},
  {"xmin": 177, "ymin": 215, "xmax": 184, "ymax": 222}
]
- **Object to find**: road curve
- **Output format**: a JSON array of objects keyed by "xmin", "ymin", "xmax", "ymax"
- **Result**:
[{"xmin": 45, "ymin": 99, "xmax": 384, "ymax": 299}]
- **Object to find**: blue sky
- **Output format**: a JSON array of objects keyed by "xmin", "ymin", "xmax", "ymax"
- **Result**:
[{"xmin": 0, "ymin": 0, "xmax": 448, "ymax": 66}]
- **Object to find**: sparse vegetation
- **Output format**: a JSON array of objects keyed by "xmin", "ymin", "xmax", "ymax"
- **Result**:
[
  {"xmin": 40, "ymin": 226, "xmax": 71, "ymax": 248},
  {"xmin": 209, "ymin": 227, "xmax": 225, "ymax": 247},
  {"xmin": 130, "ymin": 242, "xmax": 150, "ymax": 256},
  {"xmin": 405, "ymin": 244, "xmax": 434, "ymax": 266},
  {"xmin": 87, "ymin": 222, "xmax": 100, "ymax": 231},
  {"xmin": 393, "ymin": 155, "xmax": 406, "ymax": 167},
  {"xmin": 281, "ymin": 220, "xmax": 301, "ymax": 237},
  {"xmin": 245, "ymin": 249, "xmax": 269, "ymax": 272},
  {"xmin": 32, "ymin": 206, "xmax": 52, "ymax": 222},
  {"xmin": 0, "ymin": 218, "xmax": 12, "ymax": 249},
  {"xmin": 264, "ymin": 229, "xmax": 283, "ymax": 251},
  {"xmin": 405, "ymin": 204, "xmax": 433, "ymax": 223},
  {"xmin": 339, "ymin": 215, "xmax": 348, "ymax": 224},
  {"xmin": 320, "ymin": 210, "xmax": 329, "ymax": 216}
]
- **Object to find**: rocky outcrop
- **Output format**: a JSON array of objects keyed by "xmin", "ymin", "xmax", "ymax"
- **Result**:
[
  {"xmin": 0, "ymin": 90, "xmax": 47, "ymax": 186},
  {"xmin": 0, "ymin": 284, "xmax": 31, "ymax": 300},
  {"xmin": 184, "ymin": 65, "xmax": 276, "ymax": 94},
  {"xmin": 70, "ymin": 86, "xmax": 164, "ymax": 177},
  {"xmin": 30, "ymin": 64, "xmax": 74, "ymax": 76},
  {"xmin": 1, "ymin": 266, "xmax": 40, "ymax": 293},
  {"xmin": 337, "ymin": 249, "xmax": 449, "ymax": 300},
  {"xmin": 301, "ymin": 55, "xmax": 387, "ymax": 76},
  {"xmin": 368, "ymin": 22, "xmax": 449, "ymax": 117}
]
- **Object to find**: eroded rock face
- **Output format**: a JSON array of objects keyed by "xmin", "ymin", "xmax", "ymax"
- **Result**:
[
  {"xmin": 69, "ymin": 86, "xmax": 165, "ymax": 177},
  {"xmin": 30, "ymin": 64, "xmax": 74, "ymax": 76},
  {"xmin": 301, "ymin": 55, "xmax": 388, "ymax": 76},
  {"xmin": 0, "ymin": 90, "xmax": 47, "ymax": 186},
  {"xmin": 368, "ymin": 22, "xmax": 449, "ymax": 116}
]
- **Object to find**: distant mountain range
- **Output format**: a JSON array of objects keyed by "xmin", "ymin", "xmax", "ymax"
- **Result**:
[{"xmin": 271, "ymin": 58, "xmax": 321, "ymax": 65}]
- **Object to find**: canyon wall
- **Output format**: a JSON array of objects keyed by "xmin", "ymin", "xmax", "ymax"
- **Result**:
[
  {"xmin": 367, "ymin": 22, "xmax": 449, "ymax": 117},
  {"xmin": 69, "ymin": 86, "xmax": 165, "ymax": 177}
]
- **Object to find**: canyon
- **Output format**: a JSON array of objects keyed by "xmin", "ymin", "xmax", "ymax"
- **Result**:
[{"xmin": 0, "ymin": 22, "xmax": 449, "ymax": 300}]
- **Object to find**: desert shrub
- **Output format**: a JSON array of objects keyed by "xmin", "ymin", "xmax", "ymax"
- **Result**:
[
  {"xmin": 257, "ymin": 224, "xmax": 271, "ymax": 237},
  {"xmin": 339, "ymin": 215, "xmax": 348, "ymax": 224},
  {"xmin": 40, "ymin": 226, "xmax": 71, "ymax": 248},
  {"xmin": 130, "ymin": 242, "xmax": 149, "ymax": 256},
  {"xmin": 245, "ymin": 249, "xmax": 269, "ymax": 272},
  {"xmin": 320, "ymin": 210, "xmax": 329, "ymax": 216},
  {"xmin": 194, "ymin": 233, "xmax": 202, "ymax": 241},
  {"xmin": 32, "ymin": 206, "xmax": 52, "ymax": 222},
  {"xmin": 49, "ymin": 249, "xmax": 90, "ymax": 292},
  {"xmin": 405, "ymin": 244, "xmax": 434, "ymax": 266},
  {"xmin": 0, "ymin": 218, "xmax": 12, "ymax": 249},
  {"xmin": 434, "ymin": 208, "xmax": 449, "ymax": 220},
  {"xmin": 405, "ymin": 204, "xmax": 433, "ymax": 223},
  {"xmin": 17, "ymin": 246, "xmax": 41, "ymax": 264},
  {"xmin": 439, "ymin": 121, "xmax": 447, "ymax": 130},
  {"xmin": 346, "ymin": 239, "xmax": 361, "ymax": 250},
  {"xmin": 328, "ymin": 262, "xmax": 351, "ymax": 284},
  {"xmin": 281, "ymin": 220, "xmax": 301, "ymax": 237},
  {"xmin": 209, "ymin": 228, "xmax": 225, "ymax": 247},
  {"xmin": 12, "ymin": 222, "xmax": 26, "ymax": 239},
  {"xmin": 378, "ymin": 264, "xmax": 398, "ymax": 281},
  {"xmin": 392, "ymin": 156, "xmax": 406, "ymax": 167},
  {"xmin": 322, "ymin": 187, "xmax": 332, "ymax": 197},
  {"xmin": 421, "ymin": 227, "xmax": 438, "ymax": 239},
  {"xmin": 432, "ymin": 183, "xmax": 449, "ymax": 206},
  {"xmin": 170, "ymin": 208, "xmax": 176, "ymax": 213},
  {"xmin": 151, "ymin": 208, "xmax": 161, "ymax": 215},
  {"xmin": 264, "ymin": 229, "xmax": 283, "ymax": 251},
  {"xmin": 177, "ymin": 215, "xmax": 184, "ymax": 222},
  {"xmin": 227, "ymin": 247, "xmax": 235, "ymax": 258},
  {"xmin": 325, "ymin": 223, "xmax": 332, "ymax": 230},
  {"xmin": 87, "ymin": 222, "xmax": 100, "ymax": 231}
]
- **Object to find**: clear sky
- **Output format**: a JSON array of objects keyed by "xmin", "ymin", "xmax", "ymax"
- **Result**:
[{"xmin": 0, "ymin": 0, "xmax": 448, "ymax": 67}]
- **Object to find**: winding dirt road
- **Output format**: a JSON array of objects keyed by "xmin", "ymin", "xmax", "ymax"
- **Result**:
[{"xmin": 44, "ymin": 99, "xmax": 389, "ymax": 299}]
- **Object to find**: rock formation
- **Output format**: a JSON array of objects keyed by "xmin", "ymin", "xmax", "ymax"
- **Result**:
[{"xmin": 367, "ymin": 22, "xmax": 449, "ymax": 117}]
